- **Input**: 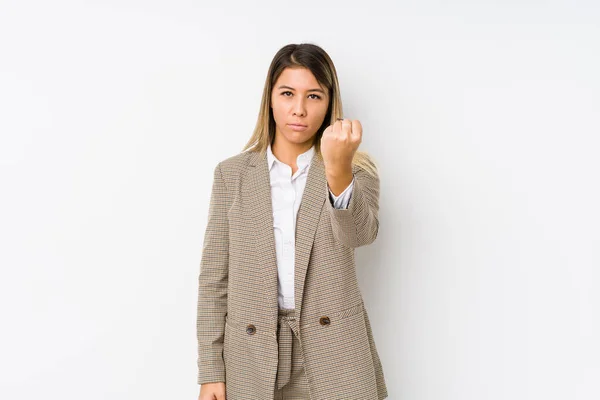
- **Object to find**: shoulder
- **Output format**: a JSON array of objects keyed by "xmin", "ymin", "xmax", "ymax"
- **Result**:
[
  {"xmin": 352, "ymin": 150, "xmax": 379, "ymax": 182},
  {"xmin": 213, "ymin": 150, "xmax": 256, "ymax": 188},
  {"xmin": 217, "ymin": 150, "xmax": 253, "ymax": 172}
]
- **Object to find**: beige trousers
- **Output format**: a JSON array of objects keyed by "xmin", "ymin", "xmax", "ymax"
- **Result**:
[{"xmin": 274, "ymin": 307, "xmax": 311, "ymax": 399}]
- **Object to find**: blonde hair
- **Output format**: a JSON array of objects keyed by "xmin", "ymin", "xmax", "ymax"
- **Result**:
[{"xmin": 241, "ymin": 43, "xmax": 378, "ymax": 178}]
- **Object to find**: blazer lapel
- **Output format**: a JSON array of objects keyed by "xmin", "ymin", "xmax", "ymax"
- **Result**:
[
  {"xmin": 246, "ymin": 150, "xmax": 280, "ymax": 322},
  {"xmin": 246, "ymin": 149, "xmax": 328, "ymax": 319},
  {"xmin": 293, "ymin": 152, "xmax": 327, "ymax": 314}
]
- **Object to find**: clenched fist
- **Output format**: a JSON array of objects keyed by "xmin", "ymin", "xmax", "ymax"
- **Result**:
[
  {"xmin": 320, "ymin": 118, "xmax": 362, "ymax": 173},
  {"xmin": 199, "ymin": 382, "xmax": 226, "ymax": 400}
]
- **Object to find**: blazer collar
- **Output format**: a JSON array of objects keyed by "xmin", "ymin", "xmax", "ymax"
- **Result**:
[{"xmin": 246, "ymin": 147, "xmax": 327, "ymax": 321}]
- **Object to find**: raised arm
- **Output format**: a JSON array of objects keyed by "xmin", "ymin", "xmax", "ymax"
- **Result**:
[{"xmin": 327, "ymin": 165, "xmax": 380, "ymax": 248}]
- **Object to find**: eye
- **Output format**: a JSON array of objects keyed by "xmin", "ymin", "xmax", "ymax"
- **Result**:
[{"xmin": 280, "ymin": 91, "xmax": 322, "ymax": 100}]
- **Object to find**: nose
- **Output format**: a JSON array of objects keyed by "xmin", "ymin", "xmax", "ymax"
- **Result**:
[{"xmin": 292, "ymin": 97, "xmax": 306, "ymax": 117}]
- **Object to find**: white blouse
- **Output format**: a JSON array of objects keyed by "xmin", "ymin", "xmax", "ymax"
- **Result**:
[{"xmin": 266, "ymin": 143, "xmax": 355, "ymax": 309}]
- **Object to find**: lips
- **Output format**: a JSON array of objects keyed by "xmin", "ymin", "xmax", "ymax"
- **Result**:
[{"xmin": 288, "ymin": 123, "xmax": 308, "ymax": 131}]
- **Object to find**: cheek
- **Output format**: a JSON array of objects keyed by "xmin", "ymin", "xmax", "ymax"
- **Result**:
[
  {"xmin": 270, "ymin": 101, "xmax": 280, "ymax": 116},
  {"xmin": 272, "ymin": 106, "xmax": 284, "ymax": 121},
  {"xmin": 271, "ymin": 106, "xmax": 288, "ymax": 127},
  {"xmin": 312, "ymin": 104, "xmax": 329, "ymax": 120}
]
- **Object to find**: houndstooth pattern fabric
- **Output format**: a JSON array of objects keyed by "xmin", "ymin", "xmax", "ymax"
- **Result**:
[
  {"xmin": 275, "ymin": 308, "xmax": 306, "ymax": 391},
  {"xmin": 277, "ymin": 311, "xmax": 294, "ymax": 389},
  {"xmin": 274, "ymin": 307, "xmax": 311, "ymax": 399},
  {"xmin": 197, "ymin": 149, "xmax": 388, "ymax": 399}
]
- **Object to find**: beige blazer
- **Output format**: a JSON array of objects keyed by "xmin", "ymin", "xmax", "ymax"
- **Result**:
[{"xmin": 197, "ymin": 148, "xmax": 388, "ymax": 399}]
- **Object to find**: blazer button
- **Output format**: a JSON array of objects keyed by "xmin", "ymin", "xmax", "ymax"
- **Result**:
[
  {"xmin": 246, "ymin": 324, "xmax": 256, "ymax": 335},
  {"xmin": 319, "ymin": 316, "xmax": 330, "ymax": 326}
]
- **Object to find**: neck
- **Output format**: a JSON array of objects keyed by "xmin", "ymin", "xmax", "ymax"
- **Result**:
[{"xmin": 271, "ymin": 135, "xmax": 314, "ymax": 167}]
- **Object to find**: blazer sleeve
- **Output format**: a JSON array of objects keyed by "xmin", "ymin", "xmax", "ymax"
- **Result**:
[
  {"xmin": 196, "ymin": 162, "xmax": 230, "ymax": 385},
  {"xmin": 328, "ymin": 175, "xmax": 355, "ymax": 209},
  {"xmin": 327, "ymin": 164, "xmax": 380, "ymax": 248}
]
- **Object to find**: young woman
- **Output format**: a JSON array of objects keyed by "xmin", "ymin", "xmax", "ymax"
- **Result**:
[{"xmin": 197, "ymin": 43, "xmax": 388, "ymax": 400}]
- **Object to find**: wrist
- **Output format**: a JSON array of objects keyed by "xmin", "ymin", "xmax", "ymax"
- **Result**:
[{"xmin": 325, "ymin": 163, "xmax": 352, "ymax": 178}]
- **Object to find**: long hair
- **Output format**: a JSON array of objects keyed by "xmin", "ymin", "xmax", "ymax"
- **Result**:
[{"xmin": 241, "ymin": 43, "xmax": 378, "ymax": 177}]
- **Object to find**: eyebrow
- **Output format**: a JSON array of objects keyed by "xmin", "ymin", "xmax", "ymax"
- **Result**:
[{"xmin": 277, "ymin": 85, "xmax": 326, "ymax": 94}]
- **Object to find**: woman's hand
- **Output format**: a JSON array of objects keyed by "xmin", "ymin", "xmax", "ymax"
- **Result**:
[
  {"xmin": 199, "ymin": 382, "xmax": 226, "ymax": 400},
  {"xmin": 320, "ymin": 118, "xmax": 362, "ymax": 173}
]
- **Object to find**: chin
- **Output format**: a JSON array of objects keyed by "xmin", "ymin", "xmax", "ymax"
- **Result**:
[
  {"xmin": 286, "ymin": 130, "xmax": 316, "ymax": 142},
  {"xmin": 289, "ymin": 136, "xmax": 316, "ymax": 146}
]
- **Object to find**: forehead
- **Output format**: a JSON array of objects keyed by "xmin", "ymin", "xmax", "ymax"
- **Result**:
[{"xmin": 274, "ymin": 67, "xmax": 322, "ymax": 89}]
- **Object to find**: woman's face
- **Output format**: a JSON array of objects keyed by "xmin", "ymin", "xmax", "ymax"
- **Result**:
[{"xmin": 270, "ymin": 67, "xmax": 329, "ymax": 148}]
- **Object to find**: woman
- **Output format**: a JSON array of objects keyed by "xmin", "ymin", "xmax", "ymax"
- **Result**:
[{"xmin": 197, "ymin": 43, "xmax": 388, "ymax": 400}]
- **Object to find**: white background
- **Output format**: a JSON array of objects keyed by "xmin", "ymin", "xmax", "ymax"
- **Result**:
[{"xmin": 1, "ymin": 1, "xmax": 599, "ymax": 399}]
